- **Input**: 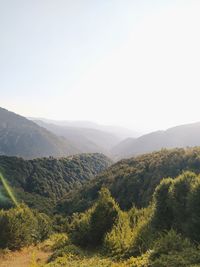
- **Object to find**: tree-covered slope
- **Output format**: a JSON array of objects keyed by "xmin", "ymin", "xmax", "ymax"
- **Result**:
[
  {"xmin": 58, "ymin": 147, "xmax": 200, "ymax": 214},
  {"xmin": 0, "ymin": 107, "xmax": 80, "ymax": 159},
  {"xmin": 0, "ymin": 153, "xmax": 112, "ymax": 212}
]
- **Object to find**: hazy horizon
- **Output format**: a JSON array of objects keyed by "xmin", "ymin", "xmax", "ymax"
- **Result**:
[{"xmin": 1, "ymin": 0, "xmax": 200, "ymax": 133}]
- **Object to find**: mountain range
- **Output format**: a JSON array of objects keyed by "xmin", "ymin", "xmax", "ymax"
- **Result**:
[
  {"xmin": 112, "ymin": 122, "xmax": 200, "ymax": 159},
  {"xmin": 0, "ymin": 107, "xmax": 80, "ymax": 159},
  {"xmin": 32, "ymin": 120, "xmax": 122, "ymax": 156},
  {"xmin": 2, "ymin": 106, "xmax": 200, "ymax": 160}
]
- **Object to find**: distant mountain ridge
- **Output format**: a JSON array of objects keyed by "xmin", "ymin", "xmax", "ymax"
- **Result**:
[
  {"xmin": 29, "ymin": 118, "xmax": 139, "ymax": 139},
  {"xmin": 0, "ymin": 107, "xmax": 79, "ymax": 159},
  {"xmin": 112, "ymin": 122, "xmax": 200, "ymax": 159},
  {"xmin": 33, "ymin": 120, "xmax": 121, "ymax": 156},
  {"xmin": 3, "ymin": 107, "xmax": 200, "ymax": 161}
]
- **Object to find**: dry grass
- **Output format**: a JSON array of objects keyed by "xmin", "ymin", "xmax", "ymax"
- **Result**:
[{"xmin": 0, "ymin": 246, "xmax": 51, "ymax": 267}]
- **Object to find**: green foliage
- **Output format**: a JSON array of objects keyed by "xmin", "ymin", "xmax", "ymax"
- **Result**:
[
  {"xmin": 60, "ymin": 148, "xmax": 200, "ymax": 215},
  {"xmin": 34, "ymin": 212, "xmax": 52, "ymax": 241},
  {"xmin": 70, "ymin": 188, "xmax": 120, "ymax": 248},
  {"xmin": 187, "ymin": 178, "xmax": 200, "ymax": 242},
  {"xmin": 127, "ymin": 251, "xmax": 151, "ymax": 267},
  {"xmin": 0, "ymin": 204, "xmax": 38, "ymax": 249},
  {"xmin": 103, "ymin": 212, "xmax": 133, "ymax": 257},
  {"xmin": 50, "ymin": 244, "xmax": 85, "ymax": 262},
  {"xmin": 0, "ymin": 153, "xmax": 111, "ymax": 213},
  {"xmin": 149, "ymin": 230, "xmax": 200, "ymax": 267},
  {"xmin": 129, "ymin": 217, "xmax": 155, "ymax": 256},
  {"xmin": 52, "ymin": 214, "xmax": 69, "ymax": 233},
  {"xmin": 45, "ymin": 254, "xmax": 127, "ymax": 267},
  {"xmin": 153, "ymin": 178, "xmax": 174, "ymax": 230},
  {"xmin": 0, "ymin": 204, "xmax": 53, "ymax": 250},
  {"xmin": 39, "ymin": 233, "xmax": 69, "ymax": 253},
  {"xmin": 70, "ymin": 211, "xmax": 92, "ymax": 247},
  {"xmin": 89, "ymin": 188, "xmax": 120, "ymax": 246},
  {"xmin": 153, "ymin": 171, "xmax": 200, "ymax": 242},
  {"xmin": 169, "ymin": 172, "xmax": 196, "ymax": 232},
  {"xmin": 3, "ymin": 148, "xmax": 200, "ymax": 266}
]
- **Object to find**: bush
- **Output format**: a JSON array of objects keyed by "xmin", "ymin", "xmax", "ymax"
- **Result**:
[
  {"xmin": 127, "ymin": 251, "xmax": 151, "ymax": 267},
  {"xmin": 169, "ymin": 172, "xmax": 196, "ymax": 233},
  {"xmin": 40, "ymin": 233, "xmax": 69, "ymax": 253},
  {"xmin": 0, "ymin": 204, "xmax": 38, "ymax": 249},
  {"xmin": 34, "ymin": 212, "xmax": 52, "ymax": 241},
  {"xmin": 70, "ymin": 188, "xmax": 120, "ymax": 248},
  {"xmin": 150, "ymin": 230, "xmax": 200, "ymax": 267},
  {"xmin": 52, "ymin": 214, "xmax": 69, "ymax": 233},
  {"xmin": 103, "ymin": 212, "xmax": 133, "ymax": 257},
  {"xmin": 89, "ymin": 188, "xmax": 120, "ymax": 246},
  {"xmin": 153, "ymin": 178, "xmax": 174, "ymax": 230},
  {"xmin": 187, "ymin": 178, "xmax": 200, "ymax": 242},
  {"xmin": 70, "ymin": 211, "xmax": 91, "ymax": 247}
]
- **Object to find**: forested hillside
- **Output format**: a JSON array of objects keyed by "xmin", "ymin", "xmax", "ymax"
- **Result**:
[
  {"xmin": 0, "ymin": 107, "xmax": 79, "ymax": 159},
  {"xmin": 0, "ymin": 153, "xmax": 112, "ymax": 213},
  {"xmin": 1, "ymin": 147, "xmax": 200, "ymax": 266},
  {"xmin": 58, "ymin": 147, "xmax": 200, "ymax": 214}
]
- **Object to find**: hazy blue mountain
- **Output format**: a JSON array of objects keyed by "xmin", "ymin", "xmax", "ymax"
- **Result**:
[
  {"xmin": 30, "ymin": 118, "xmax": 139, "ymax": 139},
  {"xmin": 0, "ymin": 107, "xmax": 79, "ymax": 159},
  {"xmin": 112, "ymin": 122, "xmax": 200, "ymax": 159},
  {"xmin": 33, "ymin": 120, "xmax": 121, "ymax": 156}
]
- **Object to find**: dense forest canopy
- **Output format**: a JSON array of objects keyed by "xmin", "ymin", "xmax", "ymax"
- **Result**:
[
  {"xmin": 58, "ymin": 147, "xmax": 200, "ymax": 215},
  {"xmin": 0, "ymin": 153, "xmax": 112, "ymax": 213}
]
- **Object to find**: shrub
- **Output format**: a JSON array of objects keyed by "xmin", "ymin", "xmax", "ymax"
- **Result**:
[
  {"xmin": 89, "ymin": 188, "xmax": 120, "ymax": 246},
  {"xmin": 127, "ymin": 251, "xmax": 151, "ymax": 267},
  {"xmin": 49, "ymin": 244, "xmax": 85, "ymax": 262},
  {"xmin": 103, "ymin": 212, "xmax": 133, "ymax": 257},
  {"xmin": 70, "ymin": 188, "xmax": 120, "ymax": 248},
  {"xmin": 34, "ymin": 212, "xmax": 52, "ymax": 241},
  {"xmin": 0, "ymin": 204, "xmax": 38, "ymax": 249},
  {"xmin": 149, "ymin": 230, "xmax": 200, "ymax": 267},
  {"xmin": 187, "ymin": 178, "xmax": 200, "ymax": 242},
  {"xmin": 153, "ymin": 178, "xmax": 174, "ymax": 230},
  {"xmin": 169, "ymin": 172, "xmax": 196, "ymax": 233},
  {"xmin": 69, "ymin": 211, "xmax": 91, "ymax": 247}
]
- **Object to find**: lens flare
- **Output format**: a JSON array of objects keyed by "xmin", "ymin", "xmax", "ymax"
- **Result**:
[{"xmin": 0, "ymin": 172, "xmax": 18, "ymax": 207}]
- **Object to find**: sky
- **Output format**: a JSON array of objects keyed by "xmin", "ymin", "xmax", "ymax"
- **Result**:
[{"xmin": 1, "ymin": 0, "xmax": 200, "ymax": 133}]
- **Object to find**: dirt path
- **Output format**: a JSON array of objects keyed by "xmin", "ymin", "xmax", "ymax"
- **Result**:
[{"xmin": 0, "ymin": 247, "xmax": 51, "ymax": 267}]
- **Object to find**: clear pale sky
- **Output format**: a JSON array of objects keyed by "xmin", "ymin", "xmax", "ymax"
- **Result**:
[{"xmin": 1, "ymin": 0, "xmax": 200, "ymax": 133}]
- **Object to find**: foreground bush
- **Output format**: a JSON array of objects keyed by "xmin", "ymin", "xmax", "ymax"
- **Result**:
[
  {"xmin": 0, "ymin": 204, "xmax": 38, "ymax": 249},
  {"xmin": 70, "ymin": 188, "xmax": 120, "ymax": 247},
  {"xmin": 150, "ymin": 230, "xmax": 200, "ymax": 267},
  {"xmin": 104, "ymin": 212, "xmax": 133, "ymax": 257},
  {"xmin": 89, "ymin": 188, "xmax": 120, "ymax": 246},
  {"xmin": 0, "ymin": 204, "xmax": 52, "ymax": 250}
]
